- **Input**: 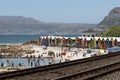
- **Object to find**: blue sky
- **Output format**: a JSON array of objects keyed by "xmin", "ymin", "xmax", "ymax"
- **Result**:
[{"xmin": 0, "ymin": 0, "xmax": 120, "ymax": 23}]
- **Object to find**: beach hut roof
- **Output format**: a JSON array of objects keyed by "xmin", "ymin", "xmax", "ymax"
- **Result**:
[{"xmin": 40, "ymin": 36, "xmax": 120, "ymax": 42}]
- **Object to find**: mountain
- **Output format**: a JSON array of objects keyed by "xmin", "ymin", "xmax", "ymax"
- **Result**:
[
  {"xmin": 0, "ymin": 16, "xmax": 95, "ymax": 36},
  {"xmin": 92, "ymin": 7, "xmax": 120, "ymax": 32},
  {"xmin": 99, "ymin": 7, "xmax": 120, "ymax": 27}
]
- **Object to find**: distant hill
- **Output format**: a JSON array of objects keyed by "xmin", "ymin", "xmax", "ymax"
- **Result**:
[{"xmin": 0, "ymin": 16, "xmax": 95, "ymax": 36}]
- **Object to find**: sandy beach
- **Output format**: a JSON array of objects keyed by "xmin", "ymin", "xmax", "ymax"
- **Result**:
[
  {"xmin": 0, "ymin": 43, "xmax": 107, "ymax": 72},
  {"xmin": 22, "ymin": 44, "xmax": 102, "ymax": 61}
]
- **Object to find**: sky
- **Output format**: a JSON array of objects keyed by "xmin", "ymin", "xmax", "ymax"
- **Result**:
[{"xmin": 0, "ymin": 0, "xmax": 120, "ymax": 24}]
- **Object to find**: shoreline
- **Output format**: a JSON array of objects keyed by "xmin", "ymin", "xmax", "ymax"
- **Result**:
[
  {"xmin": 0, "ymin": 43, "xmax": 23, "ymax": 46},
  {"xmin": 0, "ymin": 43, "xmax": 107, "ymax": 58}
]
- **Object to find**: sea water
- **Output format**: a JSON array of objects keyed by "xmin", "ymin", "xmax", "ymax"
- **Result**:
[
  {"xmin": 0, "ymin": 58, "xmax": 59, "ymax": 68},
  {"xmin": 0, "ymin": 35, "xmax": 40, "ymax": 45}
]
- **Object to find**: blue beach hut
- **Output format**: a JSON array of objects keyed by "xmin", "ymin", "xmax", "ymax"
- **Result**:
[{"xmin": 106, "ymin": 38, "xmax": 111, "ymax": 48}]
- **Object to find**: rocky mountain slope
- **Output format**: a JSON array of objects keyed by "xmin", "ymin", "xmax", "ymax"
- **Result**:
[
  {"xmin": 99, "ymin": 7, "xmax": 120, "ymax": 27},
  {"xmin": 94, "ymin": 7, "xmax": 120, "ymax": 32}
]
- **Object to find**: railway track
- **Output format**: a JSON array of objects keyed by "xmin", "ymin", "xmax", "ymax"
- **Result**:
[
  {"xmin": 0, "ymin": 52, "xmax": 120, "ymax": 80},
  {"xmin": 54, "ymin": 61, "xmax": 120, "ymax": 80}
]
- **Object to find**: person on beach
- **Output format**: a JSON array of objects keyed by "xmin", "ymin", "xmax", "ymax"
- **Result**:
[
  {"xmin": 37, "ymin": 58, "xmax": 40, "ymax": 66},
  {"xmin": 22, "ymin": 63, "xmax": 25, "ymax": 67},
  {"xmin": 33, "ymin": 55, "xmax": 36, "ymax": 61},
  {"xmin": 1, "ymin": 62, "xmax": 4, "ymax": 67},
  {"xmin": 59, "ymin": 59, "xmax": 61, "ymax": 63},
  {"xmin": 19, "ymin": 63, "xmax": 22, "ymax": 66},
  {"xmin": 30, "ymin": 61, "xmax": 33, "ymax": 67},
  {"xmin": 75, "ymin": 51, "xmax": 78, "ymax": 56},
  {"xmin": 38, "ymin": 54, "xmax": 41, "ymax": 59},
  {"xmin": 11, "ymin": 61, "xmax": 14, "ymax": 67},
  {"xmin": 56, "ymin": 53, "xmax": 58, "ymax": 58},
  {"xmin": 30, "ymin": 55, "xmax": 32, "ymax": 58},
  {"xmin": 86, "ymin": 50, "xmax": 89, "ymax": 54},
  {"xmin": 53, "ymin": 53, "xmax": 55, "ymax": 58},
  {"xmin": 6, "ymin": 59, "xmax": 11, "ymax": 67},
  {"xmin": 49, "ymin": 62, "xmax": 52, "ymax": 65},
  {"xmin": 26, "ymin": 54, "xmax": 28, "ymax": 58},
  {"xmin": 0, "ymin": 53, "xmax": 2, "ymax": 58},
  {"xmin": 83, "ymin": 52, "xmax": 86, "ymax": 57},
  {"xmin": 68, "ymin": 46, "xmax": 71, "ymax": 51},
  {"xmin": 58, "ymin": 53, "xmax": 61, "ymax": 57},
  {"xmin": 28, "ymin": 58, "xmax": 30, "ymax": 64},
  {"xmin": 41, "ymin": 54, "xmax": 43, "ymax": 58},
  {"xmin": 34, "ymin": 62, "xmax": 37, "ymax": 67}
]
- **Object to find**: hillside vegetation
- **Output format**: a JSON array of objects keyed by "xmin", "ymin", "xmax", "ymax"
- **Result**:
[{"xmin": 101, "ymin": 26, "xmax": 120, "ymax": 37}]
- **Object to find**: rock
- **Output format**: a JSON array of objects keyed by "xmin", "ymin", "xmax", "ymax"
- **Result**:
[
  {"xmin": 0, "ymin": 44, "xmax": 34, "ymax": 57},
  {"xmin": 23, "ymin": 40, "xmax": 39, "ymax": 45}
]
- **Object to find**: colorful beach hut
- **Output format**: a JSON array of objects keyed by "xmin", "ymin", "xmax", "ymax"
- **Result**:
[
  {"xmin": 101, "ymin": 38, "xmax": 104, "ymax": 49},
  {"xmin": 93, "ymin": 37, "xmax": 96, "ymax": 49},
  {"xmin": 114, "ymin": 39, "xmax": 118, "ymax": 46},
  {"xmin": 106, "ymin": 38, "xmax": 111, "ymax": 48},
  {"xmin": 84, "ymin": 38, "xmax": 87, "ymax": 48},
  {"xmin": 111, "ymin": 38, "xmax": 115, "ymax": 47},
  {"xmin": 89, "ymin": 38, "xmax": 94, "ymax": 49}
]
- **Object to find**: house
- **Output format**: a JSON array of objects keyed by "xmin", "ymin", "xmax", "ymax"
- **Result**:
[{"xmin": 82, "ymin": 30, "xmax": 99, "ymax": 37}]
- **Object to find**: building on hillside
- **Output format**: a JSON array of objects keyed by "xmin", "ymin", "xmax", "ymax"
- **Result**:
[{"xmin": 82, "ymin": 30, "xmax": 99, "ymax": 37}]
